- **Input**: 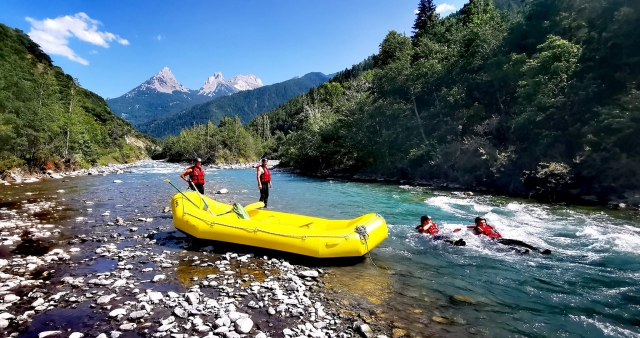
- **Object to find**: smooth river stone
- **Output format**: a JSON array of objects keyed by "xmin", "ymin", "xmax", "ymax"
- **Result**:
[
  {"xmin": 235, "ymin": 317, "xmax": 253, "ymax": 333},
  {"xmin": 451, "ymin": 295, "xmax": 476, "ymax": 304},
  {"xmin": 432, "ymin": 316, "xmax": 453, "ymax": 324}
]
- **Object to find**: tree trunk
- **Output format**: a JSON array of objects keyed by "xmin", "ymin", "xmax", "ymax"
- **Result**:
[{"xmin": 412, "ymin": 95, "xmax": 428, "ymax": 144}]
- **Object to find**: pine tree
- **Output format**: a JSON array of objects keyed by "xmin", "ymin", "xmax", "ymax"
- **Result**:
[{"xmin": 412, "ymin": 0, "xmax": 439, "ymax": 41}]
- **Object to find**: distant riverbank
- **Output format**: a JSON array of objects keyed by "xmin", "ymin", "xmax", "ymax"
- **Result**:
[
  {"xmin": 278, "ymin": 165, "xmax": 640, "ymax": 211},
  {"xmin": 0, "ymin": 161, "xmax": 145, "ymax": 185}
]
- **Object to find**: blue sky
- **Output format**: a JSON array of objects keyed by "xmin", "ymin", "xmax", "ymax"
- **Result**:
[{"xmin": 0, "ymin": 1, "xmax": 467, "ymax": 99}]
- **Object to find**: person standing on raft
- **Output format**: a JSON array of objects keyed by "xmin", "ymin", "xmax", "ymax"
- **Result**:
[
  {"xmin": 416, "ymin": 215, "xmax": 465, "ymax": 246},
  {"xmin": 180, "ymin": 158, "xmax": 206, "ymax": 194},
  {"xmin": 256, "ymin": 158, "xmax": 273, "ymax": 208},
  {"xmin": 467, "ymin": 217, "xmax": 551, "ymax": 254}
]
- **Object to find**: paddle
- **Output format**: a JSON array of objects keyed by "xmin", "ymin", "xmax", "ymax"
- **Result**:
[
  {"xmin": 165, "ymin": 178, "xmax": 199, "ymax": 208},
  {"xmin": 188, "ymin": 178, "xmax": 214, "ymax": 216},
  {"xmin": 214, "ymin": 201, "xmax": 265, "ymax": 216}
]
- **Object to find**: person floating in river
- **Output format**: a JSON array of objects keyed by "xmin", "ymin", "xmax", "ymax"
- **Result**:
[
  {"xmin": 180, "ymin": 157, "xmax": 205, "ymax": 194},
  {"xmin": 256, "ymin": 158, "xmax": 273, "ymax": 208},
  {"xmin": 416, "ymin": 215, "xmax": 466, "ymax": 246},
  {"xmin": 466, "ymin": 217, "xmax": 551, "ymax": 254}
]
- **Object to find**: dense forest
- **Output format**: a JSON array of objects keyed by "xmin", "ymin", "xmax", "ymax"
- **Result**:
[
  {"xmin": 106, "ymin": 89, "xmax": 212, "ymax": 130},
  {"xmin": 142, "ymin": 72, "xmax": 330, "ymax": 138},
  {"xmin": 153, "ymin": 116, "xmax": 268, "ymax": 164},
  {"xmin": 0, "ymin": 24, "xmax": 152, "ymax": 174},
  {"xmin": 161, "ymin": 0, "xmax": 640, "ymax": 205}
]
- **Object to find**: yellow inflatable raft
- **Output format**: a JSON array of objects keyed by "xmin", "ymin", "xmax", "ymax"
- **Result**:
[{"xmin": 170, "ymin": 191, "xmax": 388, "ymax": 258}]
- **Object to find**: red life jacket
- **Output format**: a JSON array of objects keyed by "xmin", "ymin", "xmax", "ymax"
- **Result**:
[
  {"xmin": 187, "ymin": 165, "xmax": 205, "ymax": 185},
  {"xmin": 260, "ymin": 166, "xmax": 271, "ymax": 183},
  {"xmin": 474, "ymin": 224, "xmax": 502, "ymax": 238},
  {"xmin": 419, "ymin": 222, "xmax": 439, "ymax": 235},
  {"xmin": 426, "ymin": 223, "xmax": 439, "ymax": 235}
]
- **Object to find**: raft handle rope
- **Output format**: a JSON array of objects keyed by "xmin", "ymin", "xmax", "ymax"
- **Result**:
[{"xmin": 355, "ymin": 224, "xmax": 378, "ymax": 269}]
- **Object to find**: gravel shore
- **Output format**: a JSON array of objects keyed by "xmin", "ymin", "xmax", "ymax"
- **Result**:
[{"xmin": 0, "ymin": 161, "xmax": 398, "ymax": 338}]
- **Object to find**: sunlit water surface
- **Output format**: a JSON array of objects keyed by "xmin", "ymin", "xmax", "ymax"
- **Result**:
[{"xmin": 1, "ymin": 161, "xmax": 638, "ymax": 337}]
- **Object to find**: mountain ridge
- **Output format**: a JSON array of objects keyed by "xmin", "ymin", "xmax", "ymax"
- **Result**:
[
  {"xmin": 141, "ymin": 72, "xmax": 331, "ymax": 138},
  {"xmin": 107, "ymin": 67, "xmax": 263, "ymax": 129}
]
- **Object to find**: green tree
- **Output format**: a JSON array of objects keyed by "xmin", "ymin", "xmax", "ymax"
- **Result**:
[{"xmin": 412, "ymin": 0, "xmax": 439, "ymax": 42}]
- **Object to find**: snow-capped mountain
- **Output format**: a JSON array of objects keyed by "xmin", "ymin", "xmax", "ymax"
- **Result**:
[
  {"xmin": 229, "ymin": 74, "xmax": 263, "ymax": 91},
  {"xmin": 127, "ymin": 67, "xmax": 189, "ymax": 96},
  {"xmin": 198, "ymin": 72, "xmax": 263, "ymax": 96},
  {"xmin": 107, "ymin": 67, "xmax": 263, "ymax": 128}
]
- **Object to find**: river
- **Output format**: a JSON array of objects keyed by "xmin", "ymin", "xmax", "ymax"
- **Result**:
[{"xmin": 1, "ymin": 161, "xmax": 638, "ymax": 337}]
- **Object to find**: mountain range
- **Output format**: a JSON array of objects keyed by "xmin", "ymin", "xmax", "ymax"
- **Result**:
[
  {"xmin": 140, "ymin": 72, "xmax": 331, "ymax": 138},
  {"xmin": 106, "ymin": 67, "xmax": 263, "ymax": 128}
]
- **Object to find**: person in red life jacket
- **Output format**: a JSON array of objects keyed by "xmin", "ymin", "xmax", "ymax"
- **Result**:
[
  {"xmin": 416, "ymin": 215, "xmax": 465, "ymax": 246},
  {"xmin": 180, "ymin": 158, "xmax": 205, "ymax": 194},
  {"xmin": 416, "ymin": 215, "xmax": 439, "ymax": 235},
  {"xmin": 256, "ymin": 158, "xmax": 273, "ymax": 208},
  {"xmin": 471, "ymin": 217, "xmax": 502, "ymax": 238},
  {"xmin": 466, "ymin": 217, "xmax": 551, "ymax": 254}
]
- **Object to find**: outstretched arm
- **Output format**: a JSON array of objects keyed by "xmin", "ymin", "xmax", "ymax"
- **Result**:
[{"xmin": 454, "ymin": 225, "xmax": 476, "ymax": 232}]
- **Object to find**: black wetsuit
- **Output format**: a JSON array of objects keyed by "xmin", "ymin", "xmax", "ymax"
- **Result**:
[
  {"xmin": 259, "ymin": 184, "xmax": 269, "ymax": 208},
  {"xmin": 432, "ymin": 235, "xmax": 466, "ymax": 246},
  {"xmin": 189, "ymin": 182, "xmax": 204, "ymax": 195},
  {"xmin": 495, "ymin": 238, "xmax": 551, "ymax": 254}
]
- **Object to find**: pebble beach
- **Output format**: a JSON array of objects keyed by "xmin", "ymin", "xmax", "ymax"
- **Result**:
[{"xmin": 0, "ymin": 161, "xmax": 392, "ymax": 338}]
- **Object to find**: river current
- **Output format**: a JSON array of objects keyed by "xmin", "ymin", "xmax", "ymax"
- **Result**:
[{"xmin": 1, "ymin": 161, "xmax": 638, "ymax": 337}]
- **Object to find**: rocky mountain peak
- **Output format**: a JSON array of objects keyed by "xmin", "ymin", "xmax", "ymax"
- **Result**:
[
  {"xmin": 229, "ymin": 74, "xmax": 263, "ymax": 91},
  {"xmin": 198, "ymin": 72, "xmax": 263, "ymax": 97},
  {"xmin": 137, "ymin": 67, "xmax": 189, "ymax": 94}
]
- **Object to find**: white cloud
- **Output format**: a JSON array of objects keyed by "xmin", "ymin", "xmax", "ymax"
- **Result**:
[
  {"xmin": 89, "ymin": 50, "xmax": 98, "ymax": 54},
  {"xmin": 157, "ymin": 35, "xmax": 164, "ymax": 41},
  {"xmin": 25, "ymin": 12, "xmax": 129, "ymax": 65},
  {"xmin": 436, "ymin": 3, "xmax": 456, "ymax": 14}
]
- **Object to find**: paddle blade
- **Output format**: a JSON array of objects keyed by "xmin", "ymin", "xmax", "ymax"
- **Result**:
[
  {"xmin": 244, "ymin": 201, "xmax": 265, "ymax": 211},
  {"xmin": 453, "ymin": 228, "xmax": 461, "ymax": 232}
]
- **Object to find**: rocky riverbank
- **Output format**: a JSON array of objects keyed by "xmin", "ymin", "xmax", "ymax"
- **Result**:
[
  {"xmin": 0, "ymin": 161, "xmax": 409, "ymax": 338},
  {"xmin": 207, "ymin": 160, "xmax": 280, "ymax": 171},
  {"xmin": 0, "ymin": 162, "xmax": 144, "ymax": 186},
  {"xmin": 278, "ymin": 166, "xmax": 640, "ymax": 211}
]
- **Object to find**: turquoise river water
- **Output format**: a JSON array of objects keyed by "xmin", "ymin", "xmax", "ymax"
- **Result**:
[{"xmin": 2, "ymin": 161, "xmax": 639, "ymax": 337}]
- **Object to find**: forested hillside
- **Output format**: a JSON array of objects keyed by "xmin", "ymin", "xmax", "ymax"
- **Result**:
[
  {"xmin": 0, "ymin": 23, "xmax": 152, "ymax": 174},
  {"xmin": 106, "ymin": 89, "xmax": 212, "ymax": 129},
  {"xmin": 246, "ymin": 0, "xmax": 640, "ymax": 205},
  {"xmin": 141, "ymin": 72, "xmax": 330, "ymax": 138}
]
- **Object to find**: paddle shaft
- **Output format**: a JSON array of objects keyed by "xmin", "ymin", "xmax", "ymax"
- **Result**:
[
  {"xmin": 187, "ymin": 178, "xmax": 212, "ymax": 212},
  {"xmin": 165, "ymin": 178, "xmax": 199, "ymax": 208}
]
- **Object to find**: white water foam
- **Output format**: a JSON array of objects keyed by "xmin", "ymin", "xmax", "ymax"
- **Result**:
[
  {"xmin": 570, "ymin": 315, "xmax": 640, "ymax": 338},
  {"xmin": 424, "ymin": 195, "xmax": 640, "ymax": 257},
  {"xmin": 130, "ymin": 164, "xmax": 184, "ymax": 175},
  {"xmin": 425, "ymin": 195, "xmax": 494, "ymax": 217}
]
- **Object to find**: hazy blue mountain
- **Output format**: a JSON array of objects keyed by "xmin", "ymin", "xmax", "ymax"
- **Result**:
[{"xmin": 141, "ymin": 72, "xmax": 331, "ymax": 138}]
